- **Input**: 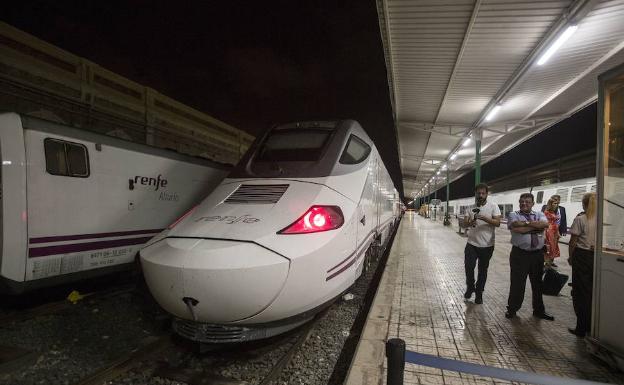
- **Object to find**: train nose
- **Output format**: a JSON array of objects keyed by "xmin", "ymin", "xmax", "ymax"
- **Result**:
[{"xmin": 140, "ymin": 238, "xmax": 290, "ymax": 323}]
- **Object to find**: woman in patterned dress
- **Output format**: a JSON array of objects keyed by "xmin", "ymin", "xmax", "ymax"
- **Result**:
[{"xmin": 544, "ymin": 198, "xmax": 561, "ymax": 266}]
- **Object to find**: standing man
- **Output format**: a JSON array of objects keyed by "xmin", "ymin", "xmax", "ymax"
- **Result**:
[
  {"xmin": 506, "ymin": 193, "xmax": 554, "ymax": 320},
  {"xmin": 462, "ymin": 183, "xmax": 501, "ymax": 304}
]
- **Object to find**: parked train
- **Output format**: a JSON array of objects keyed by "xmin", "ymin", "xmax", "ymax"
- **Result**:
[
  {"xmin": 140, "ymin": 120, "xmax": 401, "ymax": 343},
  {"xmin": 0, "ymin": 112, "xmax": 230, "ymax": 294},
  {"xmin": 440, "ymin": 177, "xmax": 596, "ymax": 226}
]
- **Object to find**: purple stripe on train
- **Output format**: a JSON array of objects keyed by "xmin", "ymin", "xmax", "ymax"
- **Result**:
[
  {"xmin": 29, "ymin": 229, "xmax": 164, "ymax": 244},
  {"xmin": 28, "ymin": 236, "xmax": 154, "ymax": 258}
]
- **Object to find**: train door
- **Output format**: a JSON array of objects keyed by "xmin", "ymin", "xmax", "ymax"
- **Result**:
[
  {"xmin": 356, "ymin": 155, "xmax": 376, "ymax": 250},
  {"xmin": 375, "ymin": 156, "xmax": 382, "ymax": 232}
]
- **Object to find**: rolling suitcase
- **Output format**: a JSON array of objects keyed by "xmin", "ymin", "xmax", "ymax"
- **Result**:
[{"xmin": 542, "ymin": 267, "xmax": 569, "ymax": 296}]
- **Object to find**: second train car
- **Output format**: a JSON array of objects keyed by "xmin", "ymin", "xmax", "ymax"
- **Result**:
[{"xmin": 0, "ymin": 112, "xmax": 230, "ymax": 294}]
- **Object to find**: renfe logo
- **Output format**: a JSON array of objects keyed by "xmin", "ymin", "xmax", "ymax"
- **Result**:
[
  {"xmin": 133, "ymin": 174, "xmax": 168, "ymax": 191},
  {"xmin": 195, "ymin": 214, "xmax": 260, "ymax": 224}
]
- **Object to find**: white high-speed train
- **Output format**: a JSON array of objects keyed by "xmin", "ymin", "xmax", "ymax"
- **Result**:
[
  {"xmin": 140, "ymin": 120, "xmax": 401, "ymax": 343},
  {"xmin": 441, "ymin": 177, "xmax": 596, "ymax": 226},
  {"xmin": 0, "ymin": 112, "xmax": 230, "ymax": 294}
]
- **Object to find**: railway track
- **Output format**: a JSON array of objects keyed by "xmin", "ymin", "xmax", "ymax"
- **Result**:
[
  {"xmin": 0, "ymin": 284, "xmax": 137, "ymax": 325},
  {"xmin": 1, "ymin": 221, "xmax": 399, "ymax": 385},
  {"xmin": 61, "ymin": 312, "xmax": 325, "ymax": 385}
]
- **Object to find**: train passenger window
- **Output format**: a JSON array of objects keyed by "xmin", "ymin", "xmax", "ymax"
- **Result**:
[
  {"xmin": 536, "ymin": 191, "xmax": 544, "ymax": 203},
  {"xmin": 44, "ymin": 138, "xmax": 90, "ymax": 177},
  {"xmin": 556, "ymin": 188, "xmax": 569, "ymax": 202},
  {"xmin": 256, "ymin": 129, "xmax": 332, "ymax": 162},
  {"xmin": 339, "ymin": 135, "xmax": 371, "ymax": 164},
  {"xmin": 571, "ymin": 186, "xmax": 587, "ymax": 202},
  {"xmin": 505, "ymin": 204, "xmax": 513, "ymax": 214}
]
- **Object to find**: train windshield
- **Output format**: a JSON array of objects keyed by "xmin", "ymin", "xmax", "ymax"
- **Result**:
[{"xmin": 255, "ymin": 129, "xmax": 333, "ymax": 162}]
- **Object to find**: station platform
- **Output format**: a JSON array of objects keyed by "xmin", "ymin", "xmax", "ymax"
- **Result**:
[{"xmin": 345, "ymin": 213, "xmax": 624, "ymax": 385}]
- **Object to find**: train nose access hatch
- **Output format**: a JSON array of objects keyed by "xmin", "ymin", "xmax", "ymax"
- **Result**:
[{"xmin": 140, "ymin": 237, "xmax": 290, "ymax": 323}]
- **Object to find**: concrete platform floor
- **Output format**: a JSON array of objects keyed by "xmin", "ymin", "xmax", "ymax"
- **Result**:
[{"xmin": 345, "ymin": 213, "xmax": 624, "ymax": 385}]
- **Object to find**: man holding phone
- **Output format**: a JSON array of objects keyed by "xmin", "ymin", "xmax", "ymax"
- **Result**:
[{"xmin": 461, "ymin": 183, "xmax": 501, "ymax": 304}]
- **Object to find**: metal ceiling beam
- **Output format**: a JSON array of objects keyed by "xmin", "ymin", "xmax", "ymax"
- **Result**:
[
  {"xmin": 475, "ymin": 39, "xmax": 624, "ymax": 163},
  {"xmin": 399, "ymin": 121, "xmax": 470, "ymax": 137},
  {"xmin": 401, "ymin": 154, "xmax": 448, "ymax": 162},
  {"xmin": 434, "ymin": 0, "xmax": 598, "ymax": 182},
  {"xmin": 433, "ymin": 0, "xmax": 482, "ymax": 126},
  {"xmin": 472, "ymin": 0, "xmax": 599, "ymax": 129}
]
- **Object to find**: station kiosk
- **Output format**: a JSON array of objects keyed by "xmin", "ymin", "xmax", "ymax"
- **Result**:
[{"xmin": 593, "ymin": 62, "xmax": 624, "ymax": 370}]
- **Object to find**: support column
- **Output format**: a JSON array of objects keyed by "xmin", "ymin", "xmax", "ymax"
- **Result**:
[
  {"xmin": 433, "ymin": 179, "xmax": 438, "ymax": 220},
  {"xmin": 427, "ymin": 184, "xmax": 431, "ymax": 218},
  {"xmin": 475, "ymin": 129, "xmax": 482, "ymax": 185},
  {"xmin": 444, "ymin": 167, "xmax": 451, "ymax": 226}
]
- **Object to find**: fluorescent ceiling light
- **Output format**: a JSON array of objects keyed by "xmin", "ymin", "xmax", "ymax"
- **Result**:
[
  {"xmin": 442, "ymin": 164, "xmax": 447, "ymax": 170},
  {"xmin": 485, "ymin": 105, "xmax": 501, "ymax": 122},
  {"xmin": 537, "ymin": 25, "xmax": 578, "ymax": 66},
  {"xmin": 436, "ymin": 171, "xmax": 440, "ymax": 175}
]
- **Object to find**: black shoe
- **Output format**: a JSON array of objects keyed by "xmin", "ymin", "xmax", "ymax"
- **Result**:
[
  {"xmin": 533, "ymin": 311, "xmax": 555, "ymax": 321},
  {"xmin": 475, "ymin": 292, "xmax": 483, "ymax": 304},
  {"xmin": 568, "ymin": 328, "xmax": 586, "ymax": 337},
  {"xmin": 505, "ymin": 311, "xmax": 516, "ymax": 319},
  {"xmin": 464, "ymin": 288, "xmax": 474, "ymax": 299}
]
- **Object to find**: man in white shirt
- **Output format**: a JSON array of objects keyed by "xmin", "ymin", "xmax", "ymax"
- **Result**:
[{"xmin": 461, "ymin": 183, "xmax": 501, "ymax": 304}]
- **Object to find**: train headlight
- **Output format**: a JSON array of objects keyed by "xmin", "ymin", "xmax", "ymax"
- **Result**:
[{"xmin": 278, "ymin": 206, "xmax": 344, "ymax": 234}]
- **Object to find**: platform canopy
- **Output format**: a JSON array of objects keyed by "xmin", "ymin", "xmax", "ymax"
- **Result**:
[{"xmin": 377, "ymin": 0, "xmax": 624, "ymax": 197}]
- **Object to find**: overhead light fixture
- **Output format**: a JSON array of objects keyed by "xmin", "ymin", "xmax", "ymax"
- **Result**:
[
  {"xmin": 450, "ymin": 153, "xmax": 457, "ymax": 160},
  {"xmin": 485, "ymin": 104, "xmax": 502, "ymax": 122},
  {"xmin": 537, "ymin": 25, "xmax": 578, "ymax": 66},
  {"xmin": 462, "ymin": 138, "xmax": 471, "ymax": 147},
  {"xmin": 442, "ymin": 164, "xmax": 447, "ymax": 170},
  {"xmin": 436, "ymin": 171, "xmax": 440, "ymax": 175}
]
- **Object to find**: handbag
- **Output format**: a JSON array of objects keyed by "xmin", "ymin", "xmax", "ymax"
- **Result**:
[{"xmin": 542, "ymin": 267, "xmax": 569, "ymax": 296}]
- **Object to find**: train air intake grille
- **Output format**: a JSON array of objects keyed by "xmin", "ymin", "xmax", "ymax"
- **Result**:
[
  {"xmin": 172, "ymin": 318, "xmax": 301, "ymax": 343},
  {"xmin": 224, "ymin": 184, "xmax": 289, "ymax": 204},
  {"xmin": 173, "ymin": 319, "xmax": 248, "ymax": 343}
]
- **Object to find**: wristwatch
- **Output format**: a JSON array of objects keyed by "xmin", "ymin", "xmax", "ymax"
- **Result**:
[{"xmin": 523, "ymin": 220, "xmax": 529, "ymax": 226}]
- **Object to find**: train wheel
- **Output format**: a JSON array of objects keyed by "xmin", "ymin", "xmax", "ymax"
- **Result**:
[
  {"xmin": 358, "ymin": 243, "xmax": 374, "ymax": 280},
  {"xmin": 371, "ymin": 237, "xmax": 382, "ymax": 262}
]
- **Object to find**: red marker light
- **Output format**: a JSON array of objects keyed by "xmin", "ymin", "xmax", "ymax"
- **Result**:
[
  {"xmin": 168, "ymin": 205, "xmax": 198, "ymax": 229},
  {"xmin": 278, "ymin": 206, "xmax": 344, "ymax": 234}
]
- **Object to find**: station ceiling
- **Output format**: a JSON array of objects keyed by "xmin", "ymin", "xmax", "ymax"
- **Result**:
[{"xmin": 377, "ymin": 0, "xmax": 624, "ymax": 197}]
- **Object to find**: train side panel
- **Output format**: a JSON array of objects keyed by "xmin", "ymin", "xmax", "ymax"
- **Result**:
[{"xmin": 23, "ymin": 127, "xmax": 228, "ymax": 284}]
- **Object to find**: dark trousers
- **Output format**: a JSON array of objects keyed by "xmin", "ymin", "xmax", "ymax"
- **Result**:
[
  {"xmin": 464, "ymin": 243, "xmax": 494, "ymax": 293},
  {"xmin": 571, "ymin": 248, "xmax": 594, "ymax": 333},
  {"xmin": 507, "ymin": 246, "xmax": 545, "ymax": 313}
]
